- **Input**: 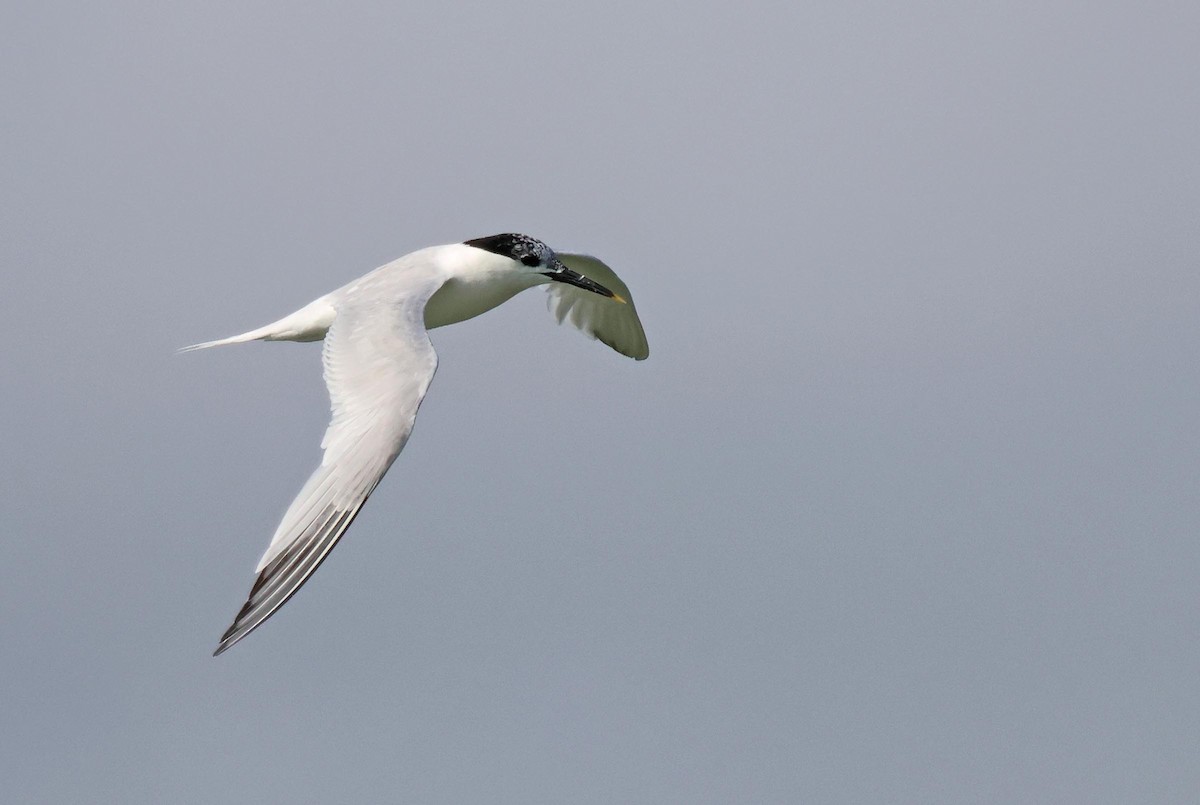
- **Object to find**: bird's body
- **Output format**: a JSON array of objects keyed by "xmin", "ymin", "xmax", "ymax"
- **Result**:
[{"xmin": 184, "ymin": 234, "xmax": 648, "ymax": 655}]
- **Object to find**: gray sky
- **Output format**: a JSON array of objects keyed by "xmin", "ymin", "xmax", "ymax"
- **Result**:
[{"xmin": 3, "ymin": 2, "xmax": 1198, "ymax": 802}]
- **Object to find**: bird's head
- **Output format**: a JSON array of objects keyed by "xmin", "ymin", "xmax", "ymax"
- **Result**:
[{"xmin": 463, "ymin": 233, "xmax": 623, "ymax": 301}]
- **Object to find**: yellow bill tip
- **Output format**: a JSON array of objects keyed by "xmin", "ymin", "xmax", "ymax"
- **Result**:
[{"xmin": 611, "ymin": 292, "xmax": 628, "ymax": 304}]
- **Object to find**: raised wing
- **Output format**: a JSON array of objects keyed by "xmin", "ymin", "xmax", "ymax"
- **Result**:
[
  {"xmin": 547, "ymin": 253, "xmax": 649, "ymax": 360},
  {"xmin": 213, "ymin": 280, "xmax": 442, "ymax": 655}
]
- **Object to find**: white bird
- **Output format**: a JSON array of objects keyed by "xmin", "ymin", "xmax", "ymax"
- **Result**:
[{"xmin": 184, "ymin": 234, "xmax": 648, "ymax": 655}]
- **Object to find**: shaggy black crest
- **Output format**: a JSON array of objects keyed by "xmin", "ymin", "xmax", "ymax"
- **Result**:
[{"xmin": 464, "ymin": 233, "xmax": 550, "ymax": 268}]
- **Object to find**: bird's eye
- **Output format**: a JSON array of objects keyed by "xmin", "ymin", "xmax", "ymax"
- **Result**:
[{"xmin": 521, "ymin": 254, "xmax": 541, "ymax": 267}]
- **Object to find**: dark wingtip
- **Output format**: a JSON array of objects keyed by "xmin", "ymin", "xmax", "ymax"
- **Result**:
[
  {"xmin": 212, "ymin": 627, "xmax": 237, "ymax": 657},
  {"xmin": 212, "ymin": 597, "xmax": 257, "ymax": 656}
]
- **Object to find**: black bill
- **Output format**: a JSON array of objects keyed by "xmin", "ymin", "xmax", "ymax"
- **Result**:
[{"xmin": 543, "ymin": 261, "xmax": 616, "ymax": 298}]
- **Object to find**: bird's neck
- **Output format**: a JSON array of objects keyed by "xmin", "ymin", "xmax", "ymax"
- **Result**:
[{"xmin": 423, "ymin": 245, "xmax": 544, "ymax": 329}]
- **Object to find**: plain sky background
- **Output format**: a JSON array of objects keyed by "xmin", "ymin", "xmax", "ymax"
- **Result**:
[{"xmin": 2, "ymin": 2, "xmax": 1198, "ymax": 802}]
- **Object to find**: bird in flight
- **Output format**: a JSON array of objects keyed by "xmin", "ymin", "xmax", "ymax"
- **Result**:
[{"xmin": 183, "ymin": 234, "xmax": 648, "ymax": 655}]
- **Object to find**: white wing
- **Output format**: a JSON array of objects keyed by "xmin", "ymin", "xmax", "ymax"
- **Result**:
[
  {"xmin": 547, "ymin": 253, "xmax": 649, "ymax": 360},
  {"xmin": 213, "ymin": 277, "xmax": 442, "ymax": 655}
]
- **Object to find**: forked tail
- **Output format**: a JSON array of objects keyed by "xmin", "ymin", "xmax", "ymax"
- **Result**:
[
  {"xmin": 178, "ymin": 297, "xmax": 337, "ymax": 353},
  {"xmin": 178, "ymin": 327, "xmax": 276, "ymax": 353}
]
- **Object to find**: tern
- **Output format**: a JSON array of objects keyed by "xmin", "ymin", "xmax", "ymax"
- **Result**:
[{"xmin": 184, "ymin": 234, "xmax": 648, "ymax": 655}]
